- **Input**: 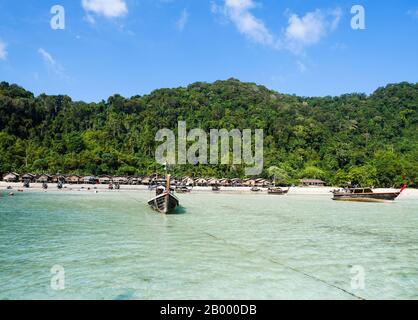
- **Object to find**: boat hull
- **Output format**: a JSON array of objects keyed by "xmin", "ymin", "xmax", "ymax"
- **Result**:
[
  {"xmin": 148, "ymin": 193, "xmax": 179, "ymax": 214},
  {"xmin": 268, "ymin": 188, "xmax": 289, "ymax": 195},
  {"xmin": 333, "ymin": 192, "xmax": 400, "ymax": 202}
]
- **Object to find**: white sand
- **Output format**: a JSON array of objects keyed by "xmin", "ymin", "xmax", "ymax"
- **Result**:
[{"xmin": 1, "ymin": 181, "xmax": 417, "ymax": 199}]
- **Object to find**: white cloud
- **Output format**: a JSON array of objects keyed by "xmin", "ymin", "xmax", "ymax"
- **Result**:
[
  {"xmin": 38, "ymin": 48, "xmax": 67, "ymax": 78},
  {"xmin": 212, "ymin": 0, "xmax": 276, "ymax": 47},
  {"xmin": 176, "ymin": 9, "xmax": 189, "ymax": 31},
  {"xmin": 82, "ymin": 0, "xmax": 128, "ymax": 18},
  {"xmin": 284, "ymin": 8, "xmax": 342, "ymax": 53},
  {"xmin": 0, "ymin": 41, "xmax": 7, "ymax": 60},
  {"xmin": 212, "ymin": 1, "xmax": 342, "ymax": 54},
  {"xmin": 38, "ymin": 48, "xmax": 56, "ymax": 65}
]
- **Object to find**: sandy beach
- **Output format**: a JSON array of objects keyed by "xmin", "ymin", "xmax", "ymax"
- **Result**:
[{"xmin": 1, "ymin": 181, "xmax": 417, "ymax": 199}]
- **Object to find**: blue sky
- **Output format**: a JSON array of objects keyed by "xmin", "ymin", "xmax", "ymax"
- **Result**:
[{"xmin": 0, "ymin": 0, "xmax": 417, "ymax": 102}]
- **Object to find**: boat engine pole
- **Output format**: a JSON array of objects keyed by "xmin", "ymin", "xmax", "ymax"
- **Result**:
[{"xmin": 164, "ymin": 174, "xmax": 171, "ymax": 214}]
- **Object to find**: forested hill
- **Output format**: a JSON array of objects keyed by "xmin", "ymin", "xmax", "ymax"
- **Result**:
[{"xmin": 0, "ymin": 79, "xmax": 417, "ymax": 187}]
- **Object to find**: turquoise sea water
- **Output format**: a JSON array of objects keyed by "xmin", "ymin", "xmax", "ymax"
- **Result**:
[{"xmin": 0, "ymin": 190, "xmax": 417, "ymax": 300}]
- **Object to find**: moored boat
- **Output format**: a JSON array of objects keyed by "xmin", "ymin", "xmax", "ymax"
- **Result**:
[
  {"xmin": 148, "ymin": 175, "xmax": 179, "ymax": 214},
  {"xmin": 332, "ymin": 185, "xmax": 406, "ymax": 202},
  {"xmin": 251, "ymin": 186, "xmax": 261, "ymax": 192},
  {"xmin": 175, "ymin": 185, "xmax": 191, "ymax": 193},
  {"xmin": 212, "ymin": 185, "xmax": 220, "ymax": 192},
  {"xmin": 268, "ymin": 187, "xmax": 290, "ymax": 195}
]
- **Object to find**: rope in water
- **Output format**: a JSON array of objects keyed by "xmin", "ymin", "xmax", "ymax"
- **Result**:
[
  {"xmin": 125, "ymin": 192, "xmax": 366, "ymax": 300},
  {"xmin": 201, "ymin": 230, "xmax": 365, "ymax": 300}
]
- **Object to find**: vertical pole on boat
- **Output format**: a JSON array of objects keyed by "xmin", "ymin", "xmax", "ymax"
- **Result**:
[{"xmin": 164, "ymin": 174, "xmax": 171, "ymax": 214}]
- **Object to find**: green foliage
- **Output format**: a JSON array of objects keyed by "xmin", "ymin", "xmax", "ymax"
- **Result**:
[
  {"xmin": 0, "ymin": 80, "xmax": 417, "ymax": 187},
  {"xmin": 347, "ymin": 165, "xmax": 377, "ymax": 187},
  {"xmin": 116, "ymin": 165, "xmax": 137, "ymax": 176},
  {"xmin": 267, "ymin": 166, "xmax": 291, "ymax": 185},
  {"xmin": 299, "ymin": 166, "xmax": 326, "ymax": 180}
]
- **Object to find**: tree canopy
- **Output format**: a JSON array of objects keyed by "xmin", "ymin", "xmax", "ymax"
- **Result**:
[{"xmin": 0, "ymin": 79, "xmax": 417, "ymax": 187}]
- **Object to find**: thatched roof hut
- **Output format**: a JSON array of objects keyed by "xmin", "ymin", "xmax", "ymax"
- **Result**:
[
  {"xmin": 66, "ymin": 175, "xmax": 80, "ymax": 184},
  {"xmin": 141, "ymin": 177, "xmax": 152, "ymax": 185},
  {"xmin": 52, "ymin": 175, "xmax": 66, "ymax": 183},
  {"xmin": 83, "ymin": 176, "xmax": 97, "ymax": 184},
  {"xmin": 3, "ymin": 172, "xmax": 19, "ymax": 182},
  {"xmin": 231, "ymin": 178, "xmax": 242, "ymax": 186},
  {"xmin": 36, "ymin": 174, "xmax": 52, "ymax": 183},
  {"xmin": 182, "ymin": 177, "xmax": 195, "ymax": 186},
  {"xmin": 300, "ymin": 179, "xmax": 325, "ymax": 187},
  {"xmin": 21, "ymin": 173, "xmax": 36, "ymax": 182},
  {"xmin": 255, "ymin": 178, "xmax": 270, "ymax": 187},
  {"xmin": 242, "ymin": 179, "xmax": 255, "ymax": 187},
  {"xmin": 207, "ymin": 178, "xmax": 219, "ymax": 186},
  {"xmin": 129, "ymin": 177, "xmax": 142, "ymax": 185},
  {"xmin": 219, "ymin": 179, "xmax": 231, "ymax": 186},
  {"xmin": 98, "ymin": 175, "xmax": 112, "ymax": 184},
  {"xmin": 195, "ymin": 178, "xmax": 208, "ymax": 186},
  {"xmin": 113, "ymin": 176, "xmax": 129, "ymax": 185}
]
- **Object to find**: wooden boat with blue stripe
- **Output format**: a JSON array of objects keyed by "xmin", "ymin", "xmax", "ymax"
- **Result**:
[
  {"xmin": 332, "ymin": 185, "xmax": 406, "ymax": 203},
  {"xmin": 148, "ymin": 175, "xmax": 179, "ymax": 214}
]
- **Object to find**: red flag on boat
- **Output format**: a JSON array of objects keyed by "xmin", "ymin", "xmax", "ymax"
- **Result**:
[{"xmin": 400, "ymin": 184, "xmax": 407, "ymax": 193}]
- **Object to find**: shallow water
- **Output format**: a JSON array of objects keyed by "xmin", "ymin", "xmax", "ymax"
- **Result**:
[{"xmin": 0, "ymin": 190, "xmax": 417, "ymax": 300}]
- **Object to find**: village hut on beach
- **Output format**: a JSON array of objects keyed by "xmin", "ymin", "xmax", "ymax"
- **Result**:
[
  {"xmin": 129, "ymin": 176, "xmax": 142, "ymax": 185},
  {"xmin": 195, "ymin": 178, "xmax": 208, "ymax": 186},
  {"xmin": 207, "ymin": 178, "xmax": 219, "ymax": 186},
  {"xmin": 52, "ymin": 175, "xmax": 66, "ymax": 183},
  {"xmin": 98, "ymin": 175, "xmax": 112, "ymax": 184},
  {"xmin": 255, "ymin": 178, "xmax": 270, "ymax": 187},
  {"xmin": 3, "ymin": 172, "xmax": 19, "ymax": 182},
  {"xmin": 83, "ymin": 176, "xmax": 97, "ymax": 184},
  {"xmin": 170, "ymin": 178, "xmax": 180, "ymax": 186},
  {"xmin": 66, "ymin": 175, "xmax": 80, "ymax": 184},
  {"xmin": 219, "ymin": 179, "xmax": 232, "ymax": 187},
  {"xmin": 242, "ymin": 179, "xmax": 256, "ymax": 187},
  {"xmin": 141, "ymin": 177, "xmax": 152, "ymax": 185},
  {"xmin": 182, "ymin": 177, "xmax": 195, "ymax": 186},
  {"xmin": 21, "ymin": 173, "xmax": 36, "ymax": 182},
  {"xmin": 300, "ymin": 179, "xmax": 326, "ymax": 187},
  {"xmin": 113, "ymin": 176, "xmax": 129, "ymax": 185},
  {"xmin": 36, "ymin": 174, "xmax": 52, "ymax": 183},
  {"xmin": 231, "ymin": 178, "xmax": 242, "ymax": 187}
]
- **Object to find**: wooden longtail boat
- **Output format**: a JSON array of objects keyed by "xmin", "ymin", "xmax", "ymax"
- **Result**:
[
  {"xmin": 268, "ymin": 187, "xmax": 290, "ymax": 195},
  {"xmin": 332, "ymin": 185, "xmax": 406, "ymax": 202},
  {"xmin": 267, "ymin": 175, "xmax": 290, "ymax": 195},
  {"xmin": 148, "ymin": 175, "xmax": 179, "ymax": 214},
  {"xmin": 175, "ymin": 185, "xmax": 191, "ymax": 193}
]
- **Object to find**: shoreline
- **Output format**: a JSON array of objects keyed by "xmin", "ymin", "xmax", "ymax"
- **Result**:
[{"xmin": 1, "ymin": 182, "xmax": 417, "ymax": 198}]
